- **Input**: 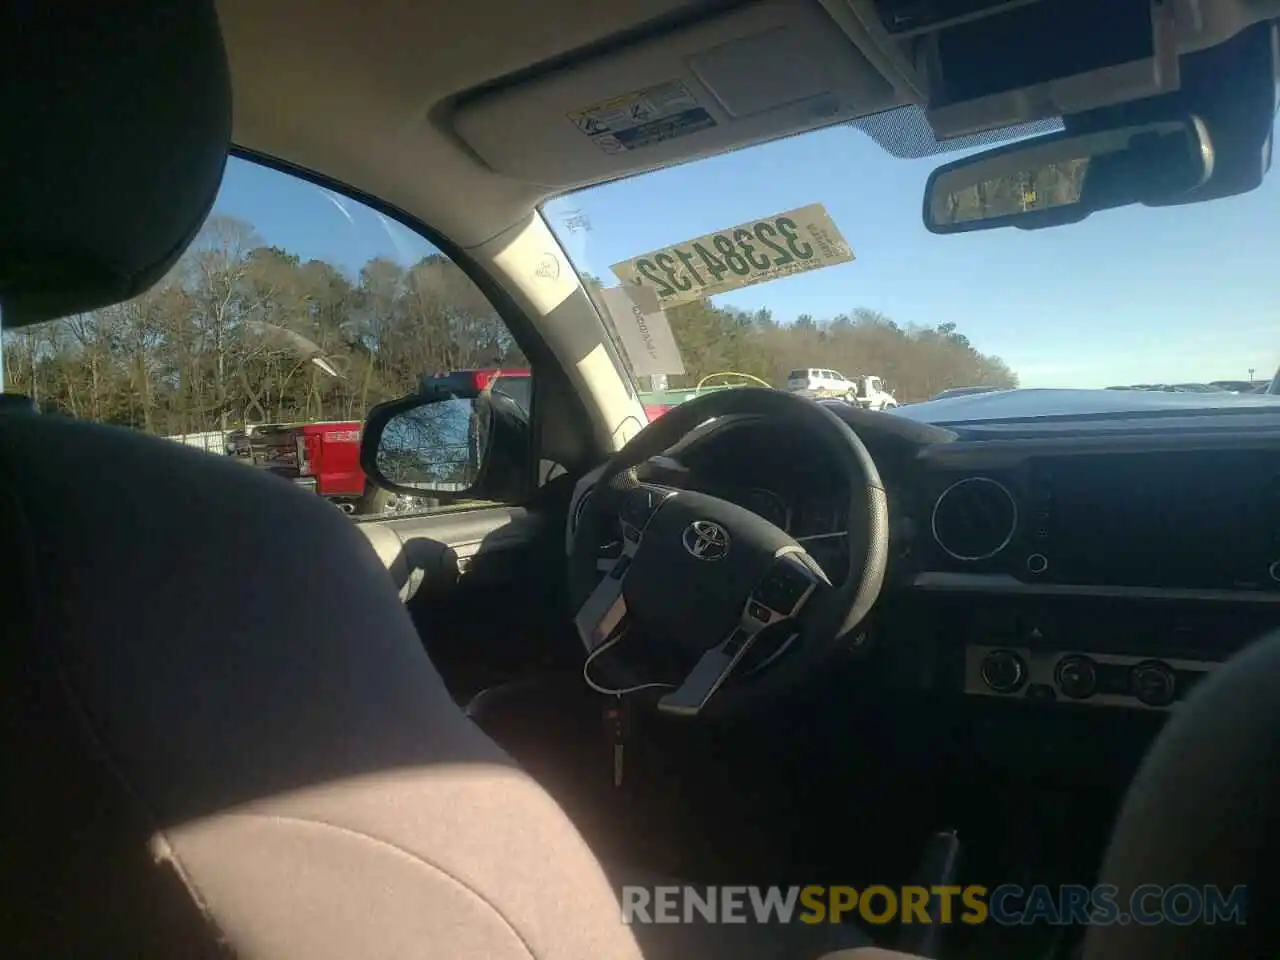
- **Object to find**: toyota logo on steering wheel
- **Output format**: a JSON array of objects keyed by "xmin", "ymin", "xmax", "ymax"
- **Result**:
[{"xmin": 682, "ymin": 520, "xmax": 730, "ymax": 561}]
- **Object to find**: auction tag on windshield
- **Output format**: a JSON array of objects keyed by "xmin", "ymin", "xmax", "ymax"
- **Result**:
[{"xmin": 610, "ymin": 204, "xmax": 854, "ymax": 308}]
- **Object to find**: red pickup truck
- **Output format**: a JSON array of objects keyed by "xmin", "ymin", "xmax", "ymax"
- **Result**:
[
  {"xmin": 228, "ymin": 420, "xmax": 387, "ymax": 514},
  {"xmin": 228, "ymin": 367, "xmax": 678, "ymax": 515},
  {"xmin": 225, "ymin": 369, "xmax": 529, "ymax": 515}
]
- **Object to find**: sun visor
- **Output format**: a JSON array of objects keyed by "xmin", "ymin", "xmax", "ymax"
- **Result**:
[{"xmin": 451, "ymin": 0, "xmax": 901, "ymax": 188}]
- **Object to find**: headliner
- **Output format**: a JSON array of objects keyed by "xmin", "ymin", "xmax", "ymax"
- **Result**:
[
  {"xmin": 216, "ymin": 0, "xmax": 1275, "ymax": 250},
  {"xmin": 218, "ymin": 0, "xmax": 720, "ymax": 249}
]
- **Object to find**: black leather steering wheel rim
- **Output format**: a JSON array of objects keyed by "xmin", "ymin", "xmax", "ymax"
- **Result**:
[{"xmin": 567, "ymin": 387, "xmax": 889, "ymax": 718}]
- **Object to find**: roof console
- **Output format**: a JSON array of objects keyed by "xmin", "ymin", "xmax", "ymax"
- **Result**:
[{"xmin": 830, "ymin": 0, "xmax": 1280, "ymax": 139}]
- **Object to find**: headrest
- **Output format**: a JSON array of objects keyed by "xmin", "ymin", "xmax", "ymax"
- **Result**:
[{"xmin": 0, "ymin": 2, "xmax": 231, "ymax": 328}]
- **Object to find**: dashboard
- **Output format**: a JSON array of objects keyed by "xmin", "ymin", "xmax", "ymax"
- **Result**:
[
  {"xmin": 915, "ymin": 443, "xmax": 1280, "ymax": 595},
  {"xmin": 637, "ymin": 406, "xmax": 1280, "ymax": 731},
  {"xmin": 913, "ymin": 437, "xmax": 1280, "ymax": 721}
]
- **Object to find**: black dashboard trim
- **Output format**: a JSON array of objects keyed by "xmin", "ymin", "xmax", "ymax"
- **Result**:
[
  {"xmin": 912, "ymin": 571, "xmax": 1280, "ymax": 604},
  {"xmin": 916, "ymin": 429, "xmax": 1280, "ymax": 468}
]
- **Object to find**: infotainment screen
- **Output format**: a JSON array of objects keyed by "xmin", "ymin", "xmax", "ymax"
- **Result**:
[{"xmin": 1030, "ymin": 451, "xmax": 1277, "ymax": 590}]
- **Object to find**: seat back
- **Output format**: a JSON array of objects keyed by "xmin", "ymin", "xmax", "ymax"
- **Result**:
[{"xmin": 0, "ymin": 4, "xmax": 644, "ymax": 957}]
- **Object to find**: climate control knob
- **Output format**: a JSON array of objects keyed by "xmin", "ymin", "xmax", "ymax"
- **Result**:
[
  {"xmin": 980, "ymin": 649, "xmax": 1027, "ymax": 694},
  {"xmin": 1054, "ymin": 655, "xmax": 1098, "ymax": 700},
  {"xmin": 1131, "ymin": 660, "xmax": 1177, "ymax": 708}
]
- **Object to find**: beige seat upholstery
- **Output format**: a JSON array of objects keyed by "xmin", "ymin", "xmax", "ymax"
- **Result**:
[
  {"xmin": 0, "ymin": 3, "xmax": 873, "ymax": 958},
  {"xmin": 0, "ymin": 415, "xmax": 649, "ymax": 960}
]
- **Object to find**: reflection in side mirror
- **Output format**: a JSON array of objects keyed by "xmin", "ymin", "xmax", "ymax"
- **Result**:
[
  {"xmin": 923, "ymin": 117, "xmax": 1213, "ymax": 234},
  {"xmin": 380, "ymin": 396, "xmax": 484, "ymax": 491},
  {"xmin": 361, "ymin": 391, "xmax": 490, "ymax": 498}
]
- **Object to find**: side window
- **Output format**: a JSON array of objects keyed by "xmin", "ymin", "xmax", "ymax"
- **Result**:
[{"xmin": 0, "ymin": 156, "xmax": 527, "ymax": 519}]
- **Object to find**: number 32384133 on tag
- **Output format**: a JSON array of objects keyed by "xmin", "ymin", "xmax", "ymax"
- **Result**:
[{"xmin": 609, "ymin": 204, "xmax": 855, "ymax": 308}]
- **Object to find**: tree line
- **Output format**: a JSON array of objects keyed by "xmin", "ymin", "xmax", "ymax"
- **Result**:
[
  {"xmin": 614, "ymin": 294, "xmax": 1018, "ymax": 399},
  {"xmin": 2, "ymin": 213, "xmax": 1017, "ymax": 433}
]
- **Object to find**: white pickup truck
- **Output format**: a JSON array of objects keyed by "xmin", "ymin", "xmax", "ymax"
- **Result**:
[{"xmin": 786, "ymin": 368, "xmax": 898, "ymax": 410}]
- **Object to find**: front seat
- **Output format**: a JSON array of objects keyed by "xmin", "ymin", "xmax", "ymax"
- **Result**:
[{"xmin": 0, "ymin": 5, "xmax": 880, "ymax": 959}]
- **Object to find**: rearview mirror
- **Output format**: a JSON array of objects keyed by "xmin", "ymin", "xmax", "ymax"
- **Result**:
[{"xmin": 923, "ymin": 117, "xmax": 1213, "ymax": 234}]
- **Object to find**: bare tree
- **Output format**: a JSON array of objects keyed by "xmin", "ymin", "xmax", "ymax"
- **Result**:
[{"xmin": 2, "ymin": 214, "xmax": 1016, "ymax": 432}]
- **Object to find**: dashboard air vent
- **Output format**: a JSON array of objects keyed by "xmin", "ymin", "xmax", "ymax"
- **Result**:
[{"xmin": 931, "ymin": 476, "xmax": 1017, "ymax": 561}]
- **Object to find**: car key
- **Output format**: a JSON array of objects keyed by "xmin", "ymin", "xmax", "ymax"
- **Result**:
[{"xmin": 605, "ymin": 695, "xmax": 629, "ymax": 788}]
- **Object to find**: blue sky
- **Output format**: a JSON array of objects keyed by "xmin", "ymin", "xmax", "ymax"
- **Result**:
[{"xmin": 214, "ymin": 121, "xmax": 1278, "ymax": 389}]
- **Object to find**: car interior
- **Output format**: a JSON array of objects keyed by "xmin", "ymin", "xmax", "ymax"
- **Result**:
[{"xmin": 3, "ymin": 1, "xmax": 1280, "ymax": 958}]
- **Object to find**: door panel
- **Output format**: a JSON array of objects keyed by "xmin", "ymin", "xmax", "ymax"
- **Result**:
[{"xmin": 353, "ymin": 504, "xmax": 579, "ymax": 699}]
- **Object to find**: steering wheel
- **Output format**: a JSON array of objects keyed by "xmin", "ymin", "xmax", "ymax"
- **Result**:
[{"xmin": 568, "ymin": 387, "xmax": 889, "ymax": 719}]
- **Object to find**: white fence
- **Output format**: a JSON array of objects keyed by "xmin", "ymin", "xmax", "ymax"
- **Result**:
[{"xmin": 165, "ymin": 430, "xmax": 231, "ymax": 455}]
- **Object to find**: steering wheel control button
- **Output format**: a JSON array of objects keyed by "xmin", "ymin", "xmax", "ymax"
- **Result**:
[
  {"xmin": 748, "ymin": 601, "xmax": 771, "ymax": 623},
  {"xmin": 979, "ymin": 649, "xmax": 1027, "ymax": 694},
  {"xmin": 1026, "ymin": 553, "xmax": 1049, "ymax": 575},
  {"xmin": 754, "ymin": 561, "xmax": 813, "ymax": 614},
  {"xmin": 1054, "ymin": 654, "xmax": 1098, "ymax": 700},
  {"xmin": 1131, "ymin": 660, "xmax": 1177, "ymax": 708}
]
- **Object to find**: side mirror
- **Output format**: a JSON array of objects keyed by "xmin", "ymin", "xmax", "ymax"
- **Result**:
[
  {"xmin": 361, "ymin": 386, "xmax": 492, "ymax": 499},
  {"xmin": 923, "ymin": 116, "xmax": 1214, "ymax": 234},
  {"xmin": 361, "ymin": 381, "xmax": 532, "ymax": 502}
]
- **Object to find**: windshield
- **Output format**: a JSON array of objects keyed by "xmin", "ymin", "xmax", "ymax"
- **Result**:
[{"xmin": 544, "ymin": 121, "xmax": 1280, "ymax": 409}]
